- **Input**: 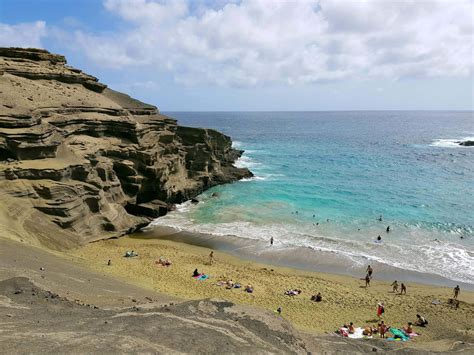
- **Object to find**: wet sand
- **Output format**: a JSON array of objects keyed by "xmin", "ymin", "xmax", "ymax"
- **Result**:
[
  {"xmin": 71, "ymin": 234, "xmax": 474, "ymax": 345},
  {"xmin": 140, "ymin": 226, "xmax": 474, "ymax": 290}
]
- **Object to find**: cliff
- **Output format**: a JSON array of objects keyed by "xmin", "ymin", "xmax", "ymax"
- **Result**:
[{"xmin": 0, "ymin": 48, "xmax": 252, "ymax": 249}]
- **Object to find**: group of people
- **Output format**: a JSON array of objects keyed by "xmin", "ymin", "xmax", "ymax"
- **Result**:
[
  {"xmin": 363, "ymin": 266, "xmax": 409, "ymax": 296},
  {"xmin": 283, "ymin": 289, "xmax": 323, "ymax": 302},
  {"xmin": 390, "ymin": 280, "xmax": 407, "ymax": 294},
  {"xmin": 124, "ymin": 250, "xmax": 138, "ymax": 257},
  {"xmin": 342, "ymin": 313, "xmax": 428, "ymax": 339},
  {"xmin": 214, "ymin": 276, "xmax": 254, "ymax": 293}
]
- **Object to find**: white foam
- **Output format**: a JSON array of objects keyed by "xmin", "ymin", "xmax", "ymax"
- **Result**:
[
  {"xmin": 240, "ymin": 176, "xmax": 267, "ymax": 182},
  {"xmin": 151, "ymin": 210, "xmax": 474, "ymax": 284},
  {"xmin": 234, "ymin": 155, "xmax": 262, "ymax": 169},
  {"xmin": 430, "ymin": 136, "xmax": 474, "ymax": 148}
]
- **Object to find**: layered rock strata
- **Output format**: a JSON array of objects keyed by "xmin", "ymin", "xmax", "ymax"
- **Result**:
[{"xmin": 0, "ymin": 48, "xmax": 251, "ymax": 248}]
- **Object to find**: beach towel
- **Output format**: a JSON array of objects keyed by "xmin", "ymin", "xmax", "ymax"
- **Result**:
[
  {"xmin": 406, "ymin": 332, "xmax": 419, "ymax": 338},
  {"xmin": 348, "ymin": 327, "xmax": 371, "ymax": 339},
  {"xmin": 193, "ymin": 273, "xmax": 203, "ymax": 278},
  {"xmin": 198, "ymin": 274, "xmax": 209, "ymax": 281},
  {"xmin": 390, "ymin": 328, "xmax": 410, "ymax": 341}
]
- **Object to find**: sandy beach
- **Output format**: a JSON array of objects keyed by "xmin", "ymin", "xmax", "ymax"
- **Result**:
[{"xmin": 71, "ymin": 234, "xmax": 474, "ymax": 347}]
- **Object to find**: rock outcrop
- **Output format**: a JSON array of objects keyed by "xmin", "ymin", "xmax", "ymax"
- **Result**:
[
  {"xmin": 0, "ymin": 48, "xmax": 251, "ymax": 249},
  {"xmin": 0, "ymin": 277, "xmax": 308, "ymax": 354},
  {"xmin": 459, "ymin": 140, "xmax": 474, "ymax": 147}
]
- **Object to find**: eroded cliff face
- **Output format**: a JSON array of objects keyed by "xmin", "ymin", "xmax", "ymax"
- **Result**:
[{"xmin": 0, "ymin": 48, "xmax": 251, "ymax": 249}]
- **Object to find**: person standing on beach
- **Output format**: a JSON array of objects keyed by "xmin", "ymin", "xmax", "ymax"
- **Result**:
[
  {"xmin": 365, "ymin": 274, "xmax": 371, "ymax": 287},
  {"xmin": 453, "ymin": 285, "xmax": 460, "ymax": 299},
  {"xmin": 366, "ymin": 265, "xmax": 373, "ymax": 278},
  {"xmin": 270, "ymin": 237, "xmax": 274, "ymax": 246},
  {"xmin": 391, "ymin": 280, "xmax": 398, "ymax": 293},
  {"xmin": 377, "ymin": 302, "xmax": 384, "ymax": 318},
  {"xmin": 400, "ymin": 283, "xmax": 407, "ymax": 295},
  {"xmin": 379, "ymin": 321, "xmax": 387, "ymax": 338},
  {"xmin": 209, "ymin": 251, "xmax": 214, "ymax": 265}
]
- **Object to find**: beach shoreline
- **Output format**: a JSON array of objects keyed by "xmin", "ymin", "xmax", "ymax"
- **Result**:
[
  {"xmin": 71, "ymin": 232, "xmax": 474, "ymax": 344},
  {"xmin": 137, "ymin": 225, "xmax": 474, "ymax": 291}
]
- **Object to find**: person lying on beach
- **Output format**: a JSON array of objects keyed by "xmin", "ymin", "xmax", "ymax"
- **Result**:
[
  {"xmin": 156, "ymin": 257, "xmax": 172, "ymax": 266},
  {"xmin": 245, "ymin": 285, "xmax": 254, "ymax": 293},
  {"xmin": 225, "ymin": 280, "xmax": 235, "ymax": 289},
  {"xmin": 311, "ymin": 292, "xmax": 322, "ymax": 302},
  {"xmin": 124, "ymin": 250, "xmax": 138, "ymax": 257},
  {"xmin": 363, "ymin": 325, "xmax": 378, "ymax": 336},
  {"xmin": 391, "ymin": 280, "xmax": 398, "ymax": 293},
  {"xmin": 403, "ymin": 322, "xmax": 413, "ymax": 334},
  {"xmin": 285, "ymin": 289, "xmax": 302, "ymax": 296},
  {"xmin": 415, "ymin": 314, "xmax": 428, "ymax": 327}
]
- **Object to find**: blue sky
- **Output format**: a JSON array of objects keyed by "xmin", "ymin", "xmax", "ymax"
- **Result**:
[{"xmin": 0, "ymin": 0, "xmax": 472, "ymax": 111}]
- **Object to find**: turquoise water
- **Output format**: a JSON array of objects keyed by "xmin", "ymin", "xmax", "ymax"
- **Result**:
[{"xmin": 155, "ymin": 111, "xmax": 474, "ymax": 284}]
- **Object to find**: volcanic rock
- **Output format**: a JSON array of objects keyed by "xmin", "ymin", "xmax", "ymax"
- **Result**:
[{"xmin": 0, "ymin": 48, "xmax": 252, "ymax": 248}]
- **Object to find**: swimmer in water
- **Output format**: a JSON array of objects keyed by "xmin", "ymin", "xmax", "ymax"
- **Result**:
[
  {"xmin": 376, "ymin": 235, "xmax": 382, "ymax": 242},
  {"xmin": 386, "ymin": 226, "xmax": 390, "ymax": 233}
]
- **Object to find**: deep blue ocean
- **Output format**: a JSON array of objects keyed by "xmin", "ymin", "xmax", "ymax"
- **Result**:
[{"xmin": 155, "ymin": 111, "xmax": 474, "ymax": 284}]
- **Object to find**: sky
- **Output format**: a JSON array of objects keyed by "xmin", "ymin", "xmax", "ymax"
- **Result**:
[{"xmin": 0, "ymin": 0, "xmax": 472, "ymax": 111}]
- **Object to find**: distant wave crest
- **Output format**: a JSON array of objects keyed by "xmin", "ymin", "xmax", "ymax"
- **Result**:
[{"xmin": 430, "ymin": 136, "xmax": 474, "ymax": 148}]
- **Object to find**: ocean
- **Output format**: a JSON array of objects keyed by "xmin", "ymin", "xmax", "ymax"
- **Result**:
[{"xmin": 150, "ymin": 111, "xmax": 474, "ymax": 286}]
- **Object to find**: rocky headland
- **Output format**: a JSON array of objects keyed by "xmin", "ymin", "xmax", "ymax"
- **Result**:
[{"xmin": 0, "ymin": 47, "xmax": 251, "ymax": 249}]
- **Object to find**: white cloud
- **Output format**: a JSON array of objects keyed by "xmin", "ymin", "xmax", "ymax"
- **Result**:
[
  {"xmin": 6, "ymin": 1, "xmax": 473, "ymax": 88},
  {"xmin": 0, "ymin": 21, "xmax": 47, "ymax": 48}
]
